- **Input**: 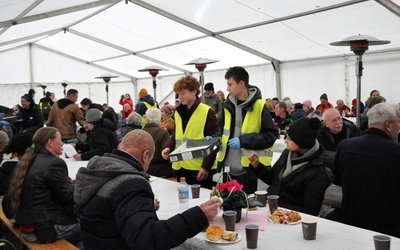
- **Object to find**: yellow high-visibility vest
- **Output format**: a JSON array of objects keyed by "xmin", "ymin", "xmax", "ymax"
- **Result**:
[
  {"xmin": 217, "ymin": 99, "xmax": 273, "ymax": 166},
  {"xmin": 172, "ymin": 103, "xmax": 217, "ymax": 170}
]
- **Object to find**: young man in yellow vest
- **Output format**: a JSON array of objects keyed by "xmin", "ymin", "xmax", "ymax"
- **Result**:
[
  {"xmin": 161, "ymin": 76, "xmax": 219, "ymax": 189},
  {"xmin": 217, "ymin": 66, "xmax": 278, "ymax": 194}
]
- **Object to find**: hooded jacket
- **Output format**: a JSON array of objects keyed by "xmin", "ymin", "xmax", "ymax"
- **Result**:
[
  {"xmin": 46, "ymin": 98, "xmax": 84, "ymax": 140},
  {"xmin": 220, "ymin": 85, "xmax": 277, "ymax": 174},
  {"xmin": 74, "ymin": 150, "xmax": 209, "ymax": 250},
  {"xmin": 135, "ymin": 95, "xmax": 158, "ymax": 116},
  {"xmin": 75, "ymin": 118, "xmax": 118, "ymax": 161}
]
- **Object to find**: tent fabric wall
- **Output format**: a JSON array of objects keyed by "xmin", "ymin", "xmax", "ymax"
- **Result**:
[
  {"xmin": 1, "ymin": 51, "xmax": 400, "ymax": 113},
  {"xmin": 1, "ymin": 0, "xmax": 400, "ymax": 112}
]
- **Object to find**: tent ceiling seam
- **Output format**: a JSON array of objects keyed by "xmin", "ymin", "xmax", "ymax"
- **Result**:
[
  {"xmin": 69, "ymin": 29, "xmax": 189, "ymax": 73},
  {"xmin": 34, "ymin": 43, "xmax": 135, "ymax": 80},
  {"xmin": 128, "ymin": 0, "xmax": 278, "ymax": 63},
  {"xmin": 217, "ymin": 0, "xmax": 368, "ymax": 34}
]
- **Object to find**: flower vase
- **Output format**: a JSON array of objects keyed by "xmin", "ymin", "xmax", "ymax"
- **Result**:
[{"xmin": 223, "ymin": 206, "xmax": 242, "ymax": 223}]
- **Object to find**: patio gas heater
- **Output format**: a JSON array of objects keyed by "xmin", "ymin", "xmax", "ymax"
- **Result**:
[
  {"xmin": 330, "ymin": 34, "xmax": 390, "ymax": 126},
  {"xmin": 138, "ymin": 65, "xmax": 168, "ymax": 103},
  {"xmin": 95, "ymin": 74, "xmax": 119, "ymax": 105},
  {"xmin": 61, "ymin": 82, "xmax": 68, "ymax": 98},
  {"xmin": 185, "ymin": 58, "xmax": 218, "ymax": 103}
]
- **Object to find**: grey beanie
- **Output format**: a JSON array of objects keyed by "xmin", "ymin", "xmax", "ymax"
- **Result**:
[{"xmin": 85, "ymin": 109, "xmax": 102, "ymax": 123}]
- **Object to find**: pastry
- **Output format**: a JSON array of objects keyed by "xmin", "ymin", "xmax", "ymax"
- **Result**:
[
  {"xmin": 222, "ymin": 231, "xmax": 238, "ymax": 241},
  {"xmin": 205, "ymin": 225, "xmax": 224, "ymax": 241},
  {"xmin": 268, "ymin": 209, "xmax": 301, "ymax": 224}
]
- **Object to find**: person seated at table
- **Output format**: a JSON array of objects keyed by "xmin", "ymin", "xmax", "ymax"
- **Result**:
[
  {"xmin": 74, "ymin": 129, "xmax": 222, "ymax": 249},
  {"xmin": 0, "ymin": 133, "xmax": 33, "ymax": 196},
  {"xmin": 290, "ymin": 102, "xmax": 307, "ymax": 121},
  {"xmin": 318, "ymin": 108, "xmax": 362, "ymax": 169},
  {"xmin": 142, "ymin": 108, "xmax": 173, "ymax": 178},
  {"xmin": 160, "ymin": 104, "xmax": 175, "ymax": 135},
  {"xmin": 274, "ymin": 101, "xmax": 293, "ymax": 134},
  {"xmin": 248, "ymin": 117, "xmax": 330, "ymax": 216},
  {"xmin": 17, "ymin": 94, "xmax": 44, "ymax": 135},
  {"xmin": 335, "ymin": 99, "xmax": 350, "ymax": 117},
  {"xmin": 334, "ymin": 103, "xmax": 400, "ymax": 237},
  {"xmin": 0, "ymin": 130, "xmax": 9, "ymax": 165},
  {"xmin": 5, "ymin": 127, "xmax": 81, "ymax": 245},
  {"xmin": 347, "ymin": 98, "xmax": 364, "ymax": 117},
  {"xmin": 359, "ymin": 96, "xmax": 386, "ymax": 131},
  {"xmin": 117, "ymin": 112, "xmax": 142, "ymax": 142},
  {"xmin": 73, "ymin": 109, "xmax": 118, "ymax": 161}
]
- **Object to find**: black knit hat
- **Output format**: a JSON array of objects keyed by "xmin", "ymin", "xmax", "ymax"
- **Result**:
[
  {"xmin": 204, "ymin": 82, "xmax": 214, "ymax": 91},
  {"xmin": 286, "ymin": 117, "xmax": 321, "ymax": 149},
  {"xmin": 320, "ymin": 93, "xmax": 328, "ymax": 101}
]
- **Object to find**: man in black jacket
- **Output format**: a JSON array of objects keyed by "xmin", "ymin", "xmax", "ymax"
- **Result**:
[
  {"xmin": 334, "ymin": 103, "xmax": 400, "ymax": 238},
  {"xmin": 318, "ymin": 108, "xmax": 362, "ymax": 219},
  {"xmin": 74, "ymin": 129, "xmax": 222, "ymax": 250},
  {"xmin": 318, "ymin": 108, "xmax": 362, "ymax": 168}
]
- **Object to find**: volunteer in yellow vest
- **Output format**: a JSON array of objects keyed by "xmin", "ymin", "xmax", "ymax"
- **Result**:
[
  {"xmin": 218, "ymin": 66, "xmax": 278, "ymax": 194},
  {"xmin": 162, "ymin": 76, "xmax": 220, "ymax": 189},
  {"xmin": 135, "ymin": 88, "xmax": 159, "ymax": 125}
]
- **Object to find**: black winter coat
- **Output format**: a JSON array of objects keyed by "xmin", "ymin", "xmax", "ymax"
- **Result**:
[
  {"xmin": 317, "ymin": 119, "xmax": 362, "ymax": 168},
  {"xmin": 251, "ymin": 147, "xmax": 330, "ymax": 216},
  {"xmin": 334, "ymin": 128, "xmax": 400, "ymax": 238},
  {"xmin": 17, "ymin": 104, "xmax": 44, "ymax": 134},
  {"xmin": 13, "ymin": 149, "xmax": 76, "ymax": 225},
  {"xmin": 74, "ymin": 150, "xmax": 209, "ymax": 250},
  {"xmin": 76, "ymin": 119, "xmax": 118, "ymax": 161}
]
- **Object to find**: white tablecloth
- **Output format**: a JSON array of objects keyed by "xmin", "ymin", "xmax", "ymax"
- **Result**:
[
  {"xmin": 151, "ymin": 177, "xmax": 400, "ymax": 250},
  {"xmin": 63, "ymin": 158, "xmax": 89, "ymax": 180}
]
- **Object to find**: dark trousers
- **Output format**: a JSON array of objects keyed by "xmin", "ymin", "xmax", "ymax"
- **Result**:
[{"xmin": 176, "ymin": 168, "xmax": 216, "ymax": 189}]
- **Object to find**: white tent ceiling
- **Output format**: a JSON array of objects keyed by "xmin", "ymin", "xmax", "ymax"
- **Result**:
[{"xmin": 1, "ymin": 0, "xmax": 400, "ymax": 109}]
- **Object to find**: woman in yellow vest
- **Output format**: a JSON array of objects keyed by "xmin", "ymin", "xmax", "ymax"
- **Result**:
[{"xmin": 162, "ymin": 76, "xmax": 219, "ymax": 189}]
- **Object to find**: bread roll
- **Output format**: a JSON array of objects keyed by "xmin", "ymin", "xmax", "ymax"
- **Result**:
[{"xmin": 205, "ymin": 225, "xmax": 224, "ymax": 241}]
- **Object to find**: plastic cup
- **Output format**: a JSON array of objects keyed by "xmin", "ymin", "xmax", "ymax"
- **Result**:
[
  {"xmin": 191, "ymin": 184, "xmax": 201, "ymax": 199},
  {"xmin": 254, "ymin": 190, "xmax": 267, "ymax": 207},
  {"xmin": 222, "ymin": 210, "xmax": 237, "ymax": 231},
  {"xmin": 245, "ymin": 224, "xmax": 259, "ymax": 249},
  {"xmin": 301, "ymin": 219, "xmax": 317, "ymax": 240},
  {"xmin": 267, "ymin": 195, "xmax": 279, "ymax": 213},
  {"xmin": 373, "ymin": 235, "xmax": 391, "ymax": 250}
]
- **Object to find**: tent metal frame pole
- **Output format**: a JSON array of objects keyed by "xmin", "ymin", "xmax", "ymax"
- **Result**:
[{"xmin": 355, "ymin": 55, "xmax": 363, "ymax": 127}]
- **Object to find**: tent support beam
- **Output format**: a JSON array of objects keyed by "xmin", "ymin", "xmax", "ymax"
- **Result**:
[
  {"xmin": 29, "ymin": 43, "xmax": 34, "ymax": 90},
  {"xmin": 0, "ymin": 0, "xmax": 121, "ymax": 28},
  {"xmin": 376, "ymin": 0, "xmax": 400, "ymax": 17},
  {"xmin": 272, "ymin": 61, "xmax": 282, "ymax": 100}
]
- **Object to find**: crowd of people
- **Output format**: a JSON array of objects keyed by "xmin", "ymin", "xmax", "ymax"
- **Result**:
[{"xmin": 0, "ymin": 69, "xmax": 399, "ymax": 249}]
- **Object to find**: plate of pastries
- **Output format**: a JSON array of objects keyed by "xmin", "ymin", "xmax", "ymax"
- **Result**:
[
  {"xmin": 205, "ymin": 225, "xmax": 241, "ymax": 244},
  {"xmin": 268, "ymin": 209, "xmax": 301, "ymax": 225}
]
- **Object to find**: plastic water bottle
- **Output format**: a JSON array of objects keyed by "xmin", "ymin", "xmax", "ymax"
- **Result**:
[{"xmin": 178, "ymin": 177, "xmax": 189, "ymax": 209}]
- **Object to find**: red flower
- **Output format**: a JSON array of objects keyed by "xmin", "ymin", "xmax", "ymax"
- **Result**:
[
  {"xmin": 213, "ymin": 179, "xmax": 248, "ymax": 209},
  {"xmin": 217, "ymin": 179, "xmax": 243, "ymax": 193}
]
